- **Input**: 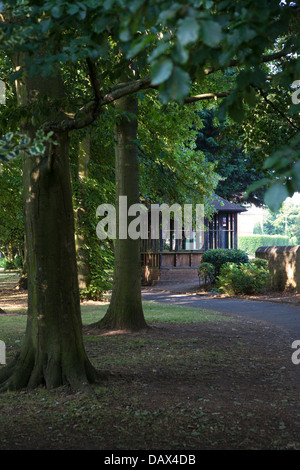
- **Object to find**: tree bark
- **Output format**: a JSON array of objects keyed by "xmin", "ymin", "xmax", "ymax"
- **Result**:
[
  {"xmin": 96, "ymin": 93, "xmax": 148, "ymax": 331},
  {"xmin": 0, "ymin": 53, "xmax": 97, "ymax": 391}
]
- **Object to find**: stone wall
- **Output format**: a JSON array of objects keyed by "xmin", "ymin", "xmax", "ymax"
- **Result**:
[{"xmin": 255, "ymin": 245, "xmax": 300, "ymax": 292}]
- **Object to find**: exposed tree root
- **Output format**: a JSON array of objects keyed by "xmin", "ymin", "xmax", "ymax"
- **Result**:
[
  {"xmin": 93, "ymin": 306, "xmax": 149, "ymax": 333},
  {"xmin": 0, "ymin": 351, "xmax": 100, "ymax": 393}
]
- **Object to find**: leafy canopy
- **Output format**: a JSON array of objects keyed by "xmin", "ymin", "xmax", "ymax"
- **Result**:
[{"xmin": 0, "ymin": 0, "xmax": 300, "ymax": 210}]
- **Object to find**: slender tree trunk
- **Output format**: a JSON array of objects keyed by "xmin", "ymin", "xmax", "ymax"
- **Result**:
[
  {"xmin": 0, "ymin": 53, "xmax": 97, "ymax": 391},
  {"xmin": 96, "ymin": 93, "xmax": 147, "ymax": 331},
  {"xmin": 74, "ymin": 133, "xmax": 91, "ymax": 290}
]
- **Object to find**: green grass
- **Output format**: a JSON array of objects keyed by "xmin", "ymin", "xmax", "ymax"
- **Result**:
[
  {"xmin": 142, "ymin": 301, "xmax": 227, "ymax": 323},
  {"xmin": 80, "ymin": 301, "xmax": 227, "ymax": 324},
  {"xmin": 0, "ymin": 270, "xmax": 20, "ymax": 283},
  {"xmin": 0, "ymin": 301, "xmax": 226, "ymax": 363},
  {"xmin": 0, "ymin": 301, "xmax": 226, "ymax": 336}
]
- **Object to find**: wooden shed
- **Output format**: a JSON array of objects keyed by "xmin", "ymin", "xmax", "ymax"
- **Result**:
[{"xmin": 141, "ymin": 195, "xmax": 247, "ymax": 286}]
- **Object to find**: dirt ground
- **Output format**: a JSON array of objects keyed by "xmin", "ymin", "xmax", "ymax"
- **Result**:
[{"xmin": 1, "ymin": 273, "xmax": 300, "ymax": 450}]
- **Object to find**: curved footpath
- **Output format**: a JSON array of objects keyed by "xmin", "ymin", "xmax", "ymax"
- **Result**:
[{"xmin": 142, "ymin": 289, "xmax": 300, "ymax": 339}]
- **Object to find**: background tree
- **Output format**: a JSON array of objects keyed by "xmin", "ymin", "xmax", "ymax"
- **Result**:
[
  {"xmin": 96, "ymin": 90, "xmax": 148, "ymax": 331},
  {"xmin": 263, "ymin": 199, "xmax": 300, "ymax": 242},
  {"xmin": 194, "ymin": 108, "xmax": 267, "ymax": 206},
  {"xmin": 0, "ymin": 157, "xmax": 23, "ymax": 262},
  {"xmin": 138, "ymin": 92, "xmax": 218, "ymax": 206}
]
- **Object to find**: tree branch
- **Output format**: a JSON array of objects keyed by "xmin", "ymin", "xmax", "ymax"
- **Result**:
[
  {"xmin": 257, "ymin": 87, "xmax": 300, "ymax": 133},
  {"xmin": 86, "ymin": 58, "xmax": 103, "ymax": 104},
  {"xmin": 44, "ymin": 76, "xmax": 153, "ymax": 132},
  {"xmin": 203, "ymin": 47, "xmax": 297, "ymax": 75},
  {"xmin": 184, "ymin": 91, "xmax": 230, "ymax": 103},
  {"xmin": 43, "ymin": 46, "xmax": 296, "ymax": 133}
]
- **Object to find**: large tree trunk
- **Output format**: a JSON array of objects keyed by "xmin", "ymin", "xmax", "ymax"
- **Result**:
[
  {"xmin": 0, "ymin": 54, "xmax": 97, "ymax": 391},
  {"xmin": 96, "ymin": 93, "xmax": 147, "ymax": 331}
]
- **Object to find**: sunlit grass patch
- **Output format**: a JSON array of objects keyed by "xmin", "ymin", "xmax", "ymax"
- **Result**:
[{"xmin": 80, "ymin": 301, "xmax": 228, "ymax": 325}]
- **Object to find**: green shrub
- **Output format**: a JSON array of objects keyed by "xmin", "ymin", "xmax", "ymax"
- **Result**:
[
  {"xmin": 13, "ymin": 255, "xmax": 23, "ymax": 269},
  {"xmin": 4, "ymin": 259, "xmax": 15, "ymax": 270},
  {"xmin": 197, "ymin": 262, "xmax": 215, "ymax": 289},
  {"xmin": 2, "ymin": 255, "xmax": 23, "ymax": 270},
  {"xmin": 217, "ymin": 262, "xmax": 271, "ymax": 295},
  {"xmin": 238, "ymin": 235, "xmax": 290, "ymax": 256},
  {"xmin": 202, "ymin": 249, "xmax": 249, "ymax": 277},
  {"xmin": 250, "ymin": 258, "xmax": 268, "ymax": 269}
]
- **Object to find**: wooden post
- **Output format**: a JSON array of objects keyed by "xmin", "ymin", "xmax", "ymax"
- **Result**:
[
  {"xmin": 204, "ymin": 217, "xmax": 209, "ymax": 251},
  {"xmin": 234, "ymin": 213, "xmax": 238, "ymax": 249},
  {"xmin": 218, "ymin": 213, "xmax": 223, "ymax": 249}
]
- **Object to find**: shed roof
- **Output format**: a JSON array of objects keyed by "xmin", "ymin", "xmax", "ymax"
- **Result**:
[{"xmin": 209, "ymin": 195, "xmax": 247, "ymax": 213}]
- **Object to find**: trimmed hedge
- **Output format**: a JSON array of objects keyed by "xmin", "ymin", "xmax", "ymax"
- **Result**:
[
  {"xmin": 238, "ymin": 235, "xmax": 290, "ymax": 256},
  {"xmin": 202, "ymin": 248, "xmax": 249, "ymax": 277}
]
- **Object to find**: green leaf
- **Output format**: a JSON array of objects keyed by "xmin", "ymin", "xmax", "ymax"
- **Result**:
[
  {"xmin": 128, "ymin": 34, "xmax": 154, "ymax": 58},
  {"xmin": 201, "ymin": 20, "xmax": 223, "ymax": 47},
  {"xmin": 148, "ymin": 42, "xmax": 170, "ymax": 63},
  {"xmin": 103, "ymin": 0, "xmax": 115, "ymax": 9},
  {"xmin": 251, "ymin": 68, "xmax": 266, "ymax": 88},
  {"xmin": 264, "ymin": 182, "xmax": 289, "ymax": 212},
  {"xmin": 245, "ymin": 178, "xmax": 270, "ymax": 197},
  {"xmin": 36, "ymin": 130, "xmax": 45, "ymax": 139},
  {"xmin": 228, "ymin": 101, "xmax": 244, "ymax": 123},
  {"xmin": 35, "ymin": 143, "xmax": 46, "ymax": 154},
  {"xmin": 243, "ymin": 87, "xmax": 257, "ymax": 106},
  {"xmin": 263, "ymin": 148, "xmax": 290, "ymax": 170},
  {"xmin": 172, "ymin": 43, "xmax": 188, "ymax": 64},
  {"xmin": 151, "ymin": 58, "xmax": 173, "ymax": 86},
  {"xmin": 67, "ymin": 4, "xmax": 80, "ymax": 15},
  {"xmin": 119, "ymin": 28, "xmax": 131, "ymax": 42},
  {"xmin": 29, "ymin": 146, "xmax": 38, "ymax": 155},
  {"xmin": 93, "ymin": 16, "xmax": 109, "ymax": 34},
  {"xmin": 128, "ymin": 0, "xmax": 145, "ymax": 12},
  {"xmin": 177, "ymin": 17, "xmax": 200, "ymax": 46},
  {"xmin": 51, "ymin": 5, "xmax": 64, "ymax": 19},
  {"xmin": 237, "ymin": 70, "xmax": 253, "ymax": 89},
  {"xmin": 40, "ymin": 18, "xmax": 51, "ymax": 34},
  {"xmin": 159, "ymin": 66, "xmax": 190, "ymax": 103},
  {"xmin": 78, "ymin": 9, "xmax": 87, "ymax": 20},
  {"xmin": 5, "ymin": 132, "xmax": 13, "ymax": 142}
]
